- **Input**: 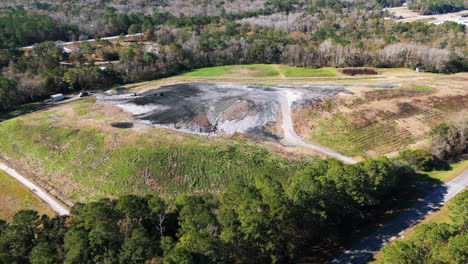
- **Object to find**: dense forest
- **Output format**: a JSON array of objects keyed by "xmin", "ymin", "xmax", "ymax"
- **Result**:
[
  {"xmin": 0, "ymin": 9, "xmax": 77, "ymax": 49},
  {"xmin": 0, "ymin": 156, "xmax": 420, "ymax": 264},
  {"xmin": 0, "ymin": 0, "xmax": 467, "ymax": 112}
]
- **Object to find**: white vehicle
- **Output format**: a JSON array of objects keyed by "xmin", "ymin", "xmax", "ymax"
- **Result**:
[{"xmin": 51, "ymin": 94, "xmax": 65, "ymax": 101}]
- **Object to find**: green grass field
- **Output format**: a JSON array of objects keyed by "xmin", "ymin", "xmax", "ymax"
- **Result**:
[
  {"xmin": 0, "ymin": 170, "xmax": 54, "ymax": 220},
  {"xmin": 180, "ymin": 64, "xmax": 338, "ymax": 78},
  {"xmin": 276, "ymin": 65, "xmax": 337, "ymax": 77},
  {"xmin": 0, "ymin": 101, "xmax": 302, "ymax": 202}
]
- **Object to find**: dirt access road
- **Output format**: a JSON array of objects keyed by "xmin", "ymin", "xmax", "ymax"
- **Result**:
[
  {"xmin": 330, "ymin": 170, "xmax": 468, "ymax": 264},
  {"xmin": 278, "ymin": 89, "xmax": 357, "ymax": 164},
  {"xmin": 0, "ymin": 159, "xmax": 69, "ymax": 216}
]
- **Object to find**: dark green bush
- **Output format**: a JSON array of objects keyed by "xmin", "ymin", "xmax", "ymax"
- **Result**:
[{"xmin": 398, "ymin": 149, "xmax": 436, "ymax": 171}]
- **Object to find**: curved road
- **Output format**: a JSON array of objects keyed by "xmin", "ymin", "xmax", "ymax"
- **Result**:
[
  {"xmin": 21, "ymin": 33, "xmax": 144, "ymax": 50},
  {"xmin": 331, "ymin": 170, "xmax": 468, "ymax": 264},
  {"xmin": 0, "ymin": 160, "xmax": 69, "ymax": 216},
  {"xmin": 278, "ymin": 89, "xmax": 357, "ymax": 164}
]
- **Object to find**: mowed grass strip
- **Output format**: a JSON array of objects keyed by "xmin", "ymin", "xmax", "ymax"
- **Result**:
[
  {"xmin": 277, "ymin": 65, "xmax": 337, "ymax": 77},
  {"xmin": 181, "ymin": 64, "xmax": 279, "ymax": 77},
  {"xmin": 0, "ymin": 170, "xmax": 54, "ymax": 220},
  {"xmin": 180, "ymin": 64, "xmax": 337, "ymax": 78}
]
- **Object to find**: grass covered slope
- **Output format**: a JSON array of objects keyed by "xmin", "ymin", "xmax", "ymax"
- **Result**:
[
  {"xmin": 293, "ymin": 73, "xmax": 468, "ymax": 157},
  {"xmin": 0, "ymin": 99, "xmax": 300, "ymax": 203},
  {"xmin": 0, "ymin": 170, "xmax": 54, "ymax": 220},
  {"xmin": 181, "ymin": 64, "xmax": 338, "ymax": 78}
]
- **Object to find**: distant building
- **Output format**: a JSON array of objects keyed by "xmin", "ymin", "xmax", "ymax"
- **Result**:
[
  {"xmin": 51, "ymin": 94, "xmax": 65, "ymax": 101},
  {"xmin": 415, "ymin": 66, "xmax": 424, "ymax": 72}
]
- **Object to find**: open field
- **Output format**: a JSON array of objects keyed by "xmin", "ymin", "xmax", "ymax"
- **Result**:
[
  {"xmin": 181, "ymin": 64, "xmax": 339, "ymax": 78},
  {"xmin": 0, "ymin": 170, "xmax": 54, "ymax": 220}
]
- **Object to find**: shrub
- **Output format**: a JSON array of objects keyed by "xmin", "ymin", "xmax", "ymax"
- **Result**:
[
  {"xmin": 430, "ymin": 122, "xmax": 467, "ymax": 161},
  {"xmin": 398, "ymin": 149, "xmax": 436, "ymax": 171}
]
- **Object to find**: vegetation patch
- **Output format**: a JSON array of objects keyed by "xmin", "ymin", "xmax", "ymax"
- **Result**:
[
  {"xmin": 406, "ymin": 84, "xmax": 434, "ymax": 91},
  {"xmin": 0, "ymin": 170, "xmax": 54, "ymax": 220},
  {"xmin": 364, "ymin": 88, "xmax": 432, "ymax": 100},
  {"xmin": 308, "ymin": 113, "xmax": 415, "ymax": 156},
  {"xmin": 422, "ymin": 160, "xmax": 468, "ymax": 182},
  {"xmin": 340, "ymin": 68, "xmax": 379, "ymax": 76},
  {"xmin": 276, "ymin": 66, "xmax": 337, "ymax": 77}
]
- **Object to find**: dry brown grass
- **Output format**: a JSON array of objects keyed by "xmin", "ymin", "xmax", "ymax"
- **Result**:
[
  {"xmin": 292, "ymin": 71, "xmax": 467, "ymax": 157},
  {"xmin": 0, "ymin": 170, "xmax": 54, "ymax": 220}
]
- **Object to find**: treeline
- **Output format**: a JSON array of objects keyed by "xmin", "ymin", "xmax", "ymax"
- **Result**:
[
  {"xmin": 0, "ymin": 7, "xmax": 271, "ymax": 49},
  {"xmin": 0, "ymin": 8, "xmax": 77, "ymax": 49},
  {"xmin": 408, "ymin": 0, "xmax": 468, "ymax": 15},
  {"xmin": 377, "ymin": 190, "xmax": 467, "ymax": 263},
  {"xmin": 0, "ymin": 157, "xmax": 414, "ymax": 263},
  {"xmin": 0, "ymin": 1, "xmax": 271, "ymax": 40}
]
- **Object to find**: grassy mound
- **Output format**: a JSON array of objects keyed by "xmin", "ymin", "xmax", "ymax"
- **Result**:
[{"xmin": 0, "ymin": 100, "xmax": 300, "ymax": 203}]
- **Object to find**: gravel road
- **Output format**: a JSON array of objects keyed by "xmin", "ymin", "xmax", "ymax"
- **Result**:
[
  {"xmin": 0, "ymin": 160, "xmax": 69, "ymax": 216},
  {"xmin": 278, "ymin": 89, "xmax": 357, "ymax": 164}
]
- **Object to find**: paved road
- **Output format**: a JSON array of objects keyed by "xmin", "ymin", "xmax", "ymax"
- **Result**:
[
  {"xmin": 330, "ymin": 170, "xmax": 468, "ymax": 264},
  {"xmin": 21, "ymin": 33, "xmax": 144, "ymax": 50},
  {"xmin": 278, "ymin": 89, "xmax": 357, "ymax": 164},
  {"xmin": 0, "ymin": 160, "xmax": 69, "ymax": 216}
]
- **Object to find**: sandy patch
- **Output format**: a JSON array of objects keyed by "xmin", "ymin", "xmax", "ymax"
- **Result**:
[{"xmin": 395, "ymin": 116, "xmax": 430, "ymax": 137}]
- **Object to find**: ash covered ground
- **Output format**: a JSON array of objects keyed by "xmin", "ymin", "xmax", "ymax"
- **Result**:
[{"xmin": 97, "ymin": 83, "xmax": 350, "ymax": 137}]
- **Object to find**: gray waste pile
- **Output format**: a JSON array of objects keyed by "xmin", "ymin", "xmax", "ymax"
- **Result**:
[{"xmin": 96, "ymin": 83, "xmax": 351, "ymax": 136}]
